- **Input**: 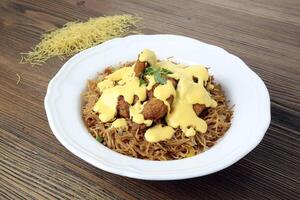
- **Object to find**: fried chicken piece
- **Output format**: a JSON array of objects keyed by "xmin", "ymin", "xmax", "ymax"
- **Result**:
[
  {"xmin": 103, "ymin": 67, "xmax": 113, "ymax": 77},
  {"xmin": 134, "ymin": 60, "xmax": 147, "ymax": 77},
  {"xmin": 166, "ymin": 95, "xmax": 174, "ymax": 106},
  {"xmin": 193, "ymin": 104, "xmax": 206, "ymax": 115},
  {"xmin": 133, "ymin": 95, "xmax": 139, "ymax": 104},
  {"xmin": 142, "ymin": 98, "xmax": 167, "ymax": 120},
  {"xmin": 117, "ymin": 96, "xmax": 130, "ymax": 118},
  {"xmin": 168, "ymin": 78, "xmax": 178, "ymax": 88},
  {"xmin": 147, "ymin": 83, "xmax": 159, "ymax": 99}
]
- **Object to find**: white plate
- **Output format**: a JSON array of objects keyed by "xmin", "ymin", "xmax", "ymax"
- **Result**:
[{"xmin": 45, "ymin": 34, "xmax": 270, "ymax": 180}]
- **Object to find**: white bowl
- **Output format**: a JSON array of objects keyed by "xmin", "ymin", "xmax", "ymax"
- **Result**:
[{"xmin": 45, "ymin": 34, "xmax": 270, "ymax": 180}]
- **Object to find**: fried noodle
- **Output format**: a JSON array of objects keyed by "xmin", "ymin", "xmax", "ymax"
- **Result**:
[{"xmin": 82, "ymin": 64, "xmax": 233, "ymax": 160}]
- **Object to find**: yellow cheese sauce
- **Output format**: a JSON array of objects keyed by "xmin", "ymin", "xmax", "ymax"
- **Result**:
[
  {"xmin": 97, "ymin": 79, "xmax": 114, "ymax": 91},
  {"xmin": 129, "ymin": 102, "xmax": 152, "ymax": 126},
  {"xmin": 93, "ymin": 49, "xmax": 217, "ymax": 142},
  {"xmin": 144, "ymin": 124, "xmax": 175, "ymax": 143},
  {"xmin": 145, "ymin": 75, "xmax": 156, "ymax": 90},
  {"xmin": 93, "ymin": 67, "xmax": 147, "ymax": 122},
  {"xmin": 153, "ymin": 80, "xmax": 176, "ymax": 111},
  {"xmin": 111, "ymin": 118, "xmax": 127, "ymax": 129},
  {"xmin": 138, "ymin": 49, "xmax": 157, "ymax": 66}
]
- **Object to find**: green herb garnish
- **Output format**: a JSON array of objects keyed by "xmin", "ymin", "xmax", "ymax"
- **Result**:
[
  {"xmin": 144, "ymin": 66, "xmax": 157, "ymax": 75},
  {"xmin": 154, "ymin": 73, "xmax": 167, "ymax": 84},
  {"xmin": 161, "ymin": 68, "xmax": 173, "ymax": 74},
  {"xmin": 140, "ymin": 66, "xmax": 173, "ymax": 85},
  {"xmin": 139, "ymin": 78, "xmax": 147, "ymax": 86},
  {"xmin": 96, "ymin": 135, "xmax": 104, "ymax": 143}
]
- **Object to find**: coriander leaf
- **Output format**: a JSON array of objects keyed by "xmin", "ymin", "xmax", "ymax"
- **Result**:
[
  {"xmin": 139, "ymin": 78, "xmax": 146, "ymax": 86},
  {"xmin": 144, "ymin": 66, "xmax": 158, "ymax": 75},
  {"xmin": 154, "ymin": 73, "xmax": 167, "ymax": 85},
  {"xmin": 143, "ymin": 66, "xmax": 172, "ymax": 85},
  {"xmin": 96, "ymin": 135, "xmax": 104, "ymax": 143},
  {"xmin": 161, "ymin": 68, "xmax": 173, "ymax": 74}
]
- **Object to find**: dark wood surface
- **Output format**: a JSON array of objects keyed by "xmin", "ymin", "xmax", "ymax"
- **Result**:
[{"xmin": 1, "ymin": 0, "xmax": 300, "ymax": 199}]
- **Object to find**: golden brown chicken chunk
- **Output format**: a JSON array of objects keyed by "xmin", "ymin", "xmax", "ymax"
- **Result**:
[
  {"xmin": 117, "ymin": 96, "xmax": 130, "ymax": 118},
  {"xmin": 146, "ymin": 83, "xmax": 159, "ymax": 99},
  {"xmin": 193, "ymin": 104, "xmax": 206, "ymax": 115},
  {"xmin": 142, "ymin": 98, "xmax": 167, "ymax": 120},
  {"xmin": 133, "ymin": 95, "xmax": 139, "ymax": 104},
  {"xmin": 134, "ymin": 60, "xmax": 147, "ymax": 77},
  {"xmin": 168, "ymin": 78, "xmax": 178, "ymax": 88},
  {"xmin": 103, "ymin": 67, "xmax": 113, "ymax": 76},
  {"xmin": 166, "ymin": 95, "xmax": 174, "ymax": 106}
]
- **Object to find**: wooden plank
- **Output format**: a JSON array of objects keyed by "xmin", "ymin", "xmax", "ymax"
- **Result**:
[{"xmin": 0, "ymin": 0, "xmax": 299, "ymax": 199}]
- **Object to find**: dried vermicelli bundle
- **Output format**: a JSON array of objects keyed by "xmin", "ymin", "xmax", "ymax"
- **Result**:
[{"xmin": 21, "ymin": 15, "xmax": 141, "ymax": 66}]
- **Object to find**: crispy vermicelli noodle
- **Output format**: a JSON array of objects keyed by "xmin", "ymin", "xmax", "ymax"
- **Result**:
[{"xmin": 82, "ymin": 64, "xmax": 233, "ymax": 160}]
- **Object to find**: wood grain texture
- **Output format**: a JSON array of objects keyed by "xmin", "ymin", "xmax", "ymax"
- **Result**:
[{"xmin": 0, "ymin": 0, "xmax": 300, "ymax": 199}]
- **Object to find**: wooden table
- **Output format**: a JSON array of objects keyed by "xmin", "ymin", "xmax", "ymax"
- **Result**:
[{"xmin": 1, "ymin": 0, "xmax": 299, "ymax": 199}]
